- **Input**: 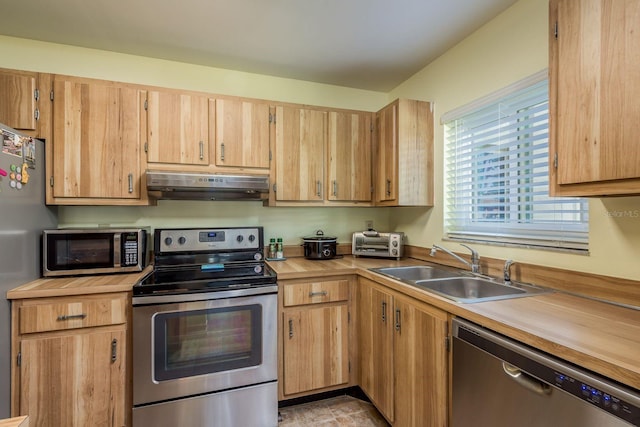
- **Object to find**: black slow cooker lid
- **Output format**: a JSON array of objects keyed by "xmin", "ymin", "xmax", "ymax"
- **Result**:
[{"xmin": 302, "ymin": 230, "xmax": 337, "ymax": 242}]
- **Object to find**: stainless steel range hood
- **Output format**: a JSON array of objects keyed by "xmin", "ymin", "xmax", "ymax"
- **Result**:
[{"xmin": 146, "ymin": 170, "xmax": 270, "ymax": 201}]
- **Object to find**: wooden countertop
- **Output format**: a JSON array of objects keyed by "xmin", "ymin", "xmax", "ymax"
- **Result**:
[
  {"xmin": 6, "ymin": 257, "xmax": 639, "ymax": 391},
  {"xmin": 0, "ymin": 416, "xmax": 28, "ymax": 427},
  {"xmin": 270, "ymin": 256, "xmax": 640, "ymax": 391},
  {"xmin": 5, "ymin": 266, "xmax": 152, "ymax": 299}
]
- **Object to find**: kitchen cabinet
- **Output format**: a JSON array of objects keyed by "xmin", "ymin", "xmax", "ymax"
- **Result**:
[
  {"xmin": 50, "ymin": 75, "xmax": 146, "ymax": 204},
  {"xmin": 327, "ymin": 110, "xmax": 373, "ymax": 202},
  {"xmin": 358, "ymin": 277, "xmax": 448, "ymax": 426},
  {"xmin": 11, "ymin": 293, "xmax": 128, "ymax": 427},
  {"xmin": 375, "ymin": 99, "xmax": 434, "ymax": 206},
  {"xmin": 213, "ymin": 98, "xmax": 271, "ymax": 170},
  {"xmin": 0, "ymin": 69, "xmax": 38, "ymax": 133},
  {"xmin": 279, "ymin": 277, "xmax": 352, "ymax": 399},
  {"xmin": 145, "ymin": 90, "xmax": 209, "ymax": 166},
  {"xmin": 549, "ymin": 0, "xmax": 640, "ymax": 196},
  {"xmin": 272, "ymin": 105, "xmax": 326, "ymax": 202}
]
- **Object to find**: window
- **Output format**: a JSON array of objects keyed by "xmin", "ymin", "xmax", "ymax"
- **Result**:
[{"xmin": 442, "ymin": 71, "xmax": 588, "ymax": 251}]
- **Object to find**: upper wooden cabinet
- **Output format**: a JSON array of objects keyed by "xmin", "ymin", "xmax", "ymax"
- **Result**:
[
  {"xmin": 272, "ymin": 105, "xmax": 326, "ymax": 202},
  {"xmin": 213, "ymin": 98, "xmax": 271, "ymax": 169},
  {"xmin": 375, "ymin": 99, "xmax": 434, "ymax": 206},
  {"xmin": 549, "ymin": 0, "xmax": 640, "ymax": 196},
  {"xmin": 0, "ymin": 69, "xmax": 38, "ymax": 132},
  {"xmin": 50, "ymin": 76, "xmax": 146, "ymax": 203},
  {"xmin": 145, "ymin": 90, "xmax": 209, "ymax": 166},
  {"xmin": 327, "ymin": 111, "xmax": 373, "ymax": 202}
]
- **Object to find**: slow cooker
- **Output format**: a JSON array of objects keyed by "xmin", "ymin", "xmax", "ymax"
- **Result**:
[{"xmin": 302, "ymin": 230, "xmax": 337, "ymax": 260}]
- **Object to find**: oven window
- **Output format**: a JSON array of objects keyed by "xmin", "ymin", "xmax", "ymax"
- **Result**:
[{"xmin": 153, "ymin": 304, "xmax": 262, "ymax": 381}]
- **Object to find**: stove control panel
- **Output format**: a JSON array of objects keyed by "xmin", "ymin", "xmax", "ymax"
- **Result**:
[{"xmin": 155, "ymin": 227, "xmax": 262, "ymax": 253}]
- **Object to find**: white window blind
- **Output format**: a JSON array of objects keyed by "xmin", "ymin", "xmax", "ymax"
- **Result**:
[{"xmin": 443, "ymin": 73, "xmax": 588, "ymax": 251}]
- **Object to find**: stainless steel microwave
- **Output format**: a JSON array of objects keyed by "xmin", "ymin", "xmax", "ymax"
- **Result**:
[{"xmin": 42, "ymin": 228, "xmax": 148, "ymax": 277}]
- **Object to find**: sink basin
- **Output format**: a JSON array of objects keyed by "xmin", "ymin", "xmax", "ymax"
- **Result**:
[
  {"xmin": 414, "ymin": 277, "xmax": 546, "ymax": 303},
  {"xmin": 372, "ymin": 266, "xmax": 462, "ymax": 282}
]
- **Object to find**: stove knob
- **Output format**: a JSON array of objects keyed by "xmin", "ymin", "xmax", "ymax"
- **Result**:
[
  {"xmin": 178, "ymin": 236, "xmax": 186, "ymax": 245},
  {"xmin": 164, "ymin": 237, "xmax": 173, "ymax": 246},
  {"xmin": 237, "ymin": 235, "xmax": 244, "ymax": 243}
]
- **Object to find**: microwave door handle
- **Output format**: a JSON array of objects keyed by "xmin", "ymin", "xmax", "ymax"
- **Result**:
[{"xmin": 114, "ymin": 234, "xmax": 121, "ymax": 267}]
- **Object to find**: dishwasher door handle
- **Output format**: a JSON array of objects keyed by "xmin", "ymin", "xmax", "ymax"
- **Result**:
[{"xmin": 502, "ymin": 362, "xmax": 552, "ymax": 396}]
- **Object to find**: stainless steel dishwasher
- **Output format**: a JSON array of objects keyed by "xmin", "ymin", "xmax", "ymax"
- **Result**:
[{"xmin": 452, "ymin": 318, "xmax": 640, "ymax": 427}]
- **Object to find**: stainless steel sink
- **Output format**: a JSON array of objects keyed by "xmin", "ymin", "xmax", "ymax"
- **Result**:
[
  {"xmin": 370, "ymin": 265, "xmax": 550, "ymax": 303},
  {"xmin": 414, "ymin": 276, "xmax": 547, "ymax": 303},
  {"xmin": 372, "ymin": 265, "xmax": 462, "ymax": 282}
]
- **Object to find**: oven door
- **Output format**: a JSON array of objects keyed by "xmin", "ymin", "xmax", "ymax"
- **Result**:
[{"xmin": 132, "ymin": 288, "xmax": 277, "ymax": 406}]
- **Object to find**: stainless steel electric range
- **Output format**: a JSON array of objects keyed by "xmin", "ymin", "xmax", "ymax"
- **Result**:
[{"xmin": 132, "ymin": 227, "xmax": 278, "ymax": 427}]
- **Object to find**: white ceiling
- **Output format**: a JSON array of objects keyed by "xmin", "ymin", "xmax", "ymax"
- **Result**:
[{"xmin": 0, "ymin": 0, "xmax": 518, "ymax": 92}]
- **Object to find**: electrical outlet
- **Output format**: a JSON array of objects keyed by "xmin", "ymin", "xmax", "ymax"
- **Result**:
[{"xmin": 365, "ymin": 220, "xmax": 374, "ymax": 230}]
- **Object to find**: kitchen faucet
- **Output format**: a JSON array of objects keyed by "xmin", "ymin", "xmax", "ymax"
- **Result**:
[
  {"xmin": 430, "ymin": 244, "xmax": 480, "ymax": 274},
  {"xmin": 504, "ymin": 259, "xmax": 516, "ymax": 285}
]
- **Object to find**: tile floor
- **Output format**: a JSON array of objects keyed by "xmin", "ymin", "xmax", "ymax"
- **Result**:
[{"xmin": 278, "ymin": 395, "xmax": 390, "ymax": 427}]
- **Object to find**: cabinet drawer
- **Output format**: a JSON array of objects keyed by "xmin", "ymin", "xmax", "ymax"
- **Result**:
[
  {"xmin": 283, "ymin": 280, "xmax": 349, "ymax": 306},
  {"xmin": 19, "ymin": 294, "xmax": 127, "ymax": 334}
]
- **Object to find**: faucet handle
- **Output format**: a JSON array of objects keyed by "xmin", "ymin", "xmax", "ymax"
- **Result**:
[
  {"xmin": 459, "ymin": 244, "xmax": 480, "ymax": 273},
  {"xmin": 504, "ymin": 259, "xmax": 516, "ymax": 284}
]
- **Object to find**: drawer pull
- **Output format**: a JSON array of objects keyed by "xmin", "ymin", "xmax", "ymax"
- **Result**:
[
  {"xmin": 309, "ymin": 291, "xmax": 328, "ymax": 297},
  {"xmin": 57, "ymin": 314, "xmax": 87, "ymax": 321},
  {"xmin": 111, "ymin": 339, "xmax": 118, "ymax": 363},
  {"xmin": 288, "ymin": 319, "xmax": 294, "ymax": 339}
]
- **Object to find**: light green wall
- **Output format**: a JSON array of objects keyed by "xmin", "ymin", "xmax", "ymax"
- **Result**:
[
  {"xmin": 388, "ymin": 0, "xmax": 640, "ymax": 281},
  {"xmin": 1, "ymin": 0, "xmax": 639, "ymax": 280}
]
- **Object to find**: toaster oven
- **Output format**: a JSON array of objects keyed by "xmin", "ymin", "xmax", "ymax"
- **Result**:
[{"xmin": 352, "ymin": 231, "xmax": 404, "ymax": 259}]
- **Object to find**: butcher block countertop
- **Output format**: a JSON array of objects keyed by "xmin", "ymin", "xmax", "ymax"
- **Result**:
[
  {"xmin": 6, "ymin": 257, "xmax": 639, "ymax": 391},
  {"xmin": 5, "ymin": 266, "xmax": 153, "ymax": 299},
  {"xmin": 270, "ymin": 256, "xmax": 640, "ymax": 391}
]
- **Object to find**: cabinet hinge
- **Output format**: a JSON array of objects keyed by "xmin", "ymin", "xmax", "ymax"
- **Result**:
[
  {"xmin": 50, "ymin": 90, "xmax": 54, "ymax": 101},
  {"xmin": 272, "ymin": 183, "xmax": 277, "ymax": 193},
  {"xmin": 348, "ymin": 360, "xmax": 351, "ymax": 373},
  {"xmin": 144, "ymin": 99, "xmax": 148, "ymax": 111},
  {"xmin": 445, "ymin": 336, "xmax": 450, "ymax": 352},
  {"xmin": 111, "ymin": 338, "xmax": 118, "ymax": 363},
  {"xmin": 34, "ymin": 88, "xmax": 40, "ymax": 101},
  {"xmin": 34, "ymin": 108, "xmax": 39, "ymax": 121},
  {"xmin": 348, "ymin": 311, "xmax": 351, "ymax": 323},
  {"xmin": 144, "ymin": 142, "xmax": 148, "ymax": 153},
  {"xmin": 554, "ymin": 21, "xmax": 558, "ymax": 39},
  {"xmin": 553, "ymin": 152, "xmax": 558, "ymax": 169},
  {"xmin": 370, "ymin": 186, "xmax": 374, "ymax": 195},
  {"xmin": 269, "ymin": 113, "xmax": 276, "ymax": 124},
  {"xmin": 49, "ymin": 176, "xmax": 54, "ymax": 187},
  {"xmin": 370, "ymin": 122, "xmax": 374, "ymax": 132},
  {"xmin": 269, "ymin": 150, "xmax": 272, "ymax": 161},
  {"xmin": 17, "ymin": 352, "xmax": 21, "ymax": 367}
]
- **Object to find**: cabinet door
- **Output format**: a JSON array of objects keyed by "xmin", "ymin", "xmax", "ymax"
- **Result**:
[
  {"xmin": 52, "ymin": 78, "xmax": 143, "ymax": 199},
  {"xmin": 274, "ymin": 106, "xmax": 326, "ymax": 201},
  {"xmin": 358, "ymin": 279, "xmax": 394, "ymax": 422},
  {"xmin": 0, "ymin": 69, "xmax": 38, "ymax": 131},
  {"xmin": 19, "ymin": 328, "xmax": 126, "ymax": 427},
  {"xmin": 214, "ymin": 98, "xmax": 270, "ymax": 169},
  {"xmin": 282, "ymin": 304, "xmax": 349, "ymax": 395},
  {"xmin": 375, "ymin": 102, "xmax": 397, "ymax": 203},
  {"xmin": 552, "ymin": 0, "xmax": 640, "ymax": 192},
  {"xmin": 146, "ymin": 90, "xmax": 209, "ymax": 165},
  {"xmin": 393, "ymin": 294, "xmax": 448, "ymax": 427},
  {"xmin": 327, "ymin": 111, "xmax": 372, "ymax": 201}
]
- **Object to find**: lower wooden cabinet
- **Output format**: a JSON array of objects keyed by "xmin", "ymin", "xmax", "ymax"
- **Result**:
[
  {"xmin": 11, "ymin": 293, "xmax": 128, "ymax": 427},
  {"xmin": 358, "ymin": 277, "xmax": 448, "ymax": 427},
  {"xmin": 279, "ymin": 277, "xmax": 353, "ymax": 399}
]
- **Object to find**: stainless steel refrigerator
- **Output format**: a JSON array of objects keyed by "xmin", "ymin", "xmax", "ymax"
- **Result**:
[{"xmin": 0, "ymin": 123, "xmax": 57, "ymax": 418}]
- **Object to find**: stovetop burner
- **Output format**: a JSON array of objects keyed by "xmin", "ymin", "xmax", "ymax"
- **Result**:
[{"xmin": 133, "ymin": 227, "xmax": 277, "ymax": 297}]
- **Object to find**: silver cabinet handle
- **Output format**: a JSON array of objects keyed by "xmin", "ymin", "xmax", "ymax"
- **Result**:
[
  {"xmin": 316, "ymin": 180, "xmax": 322, "ymax": 198},
  {"xmin": 386, "ymin": 179, "xmax": 392, "ymax": 197},
  {"xmin": 502, "ymin": 362, "xmax": 552, "ymax": 396},
  {"xmin": 128, "ymin": 173, "xmax": 133, "ymax": 193},
  {"xmin": 381, "ymin": 301, "xmax": 387, "ymax": 323},
  {"xmin": 395, "ymin": 308, "xmax": 401, "ymax": 332},
  {"xmin": 111, "ymin": 339, "xmax": 118, "ymax": 363},
  {"xmin": 332, "ymin": 180, "xmax": 338, "ymax": 197},
  {"xmin": 199, "ymin": 141, "xmax": 204, "ymax": 160},
  {"xmin": 309, "ymin": 291, "xmax": 328, "ymax": 297},
  {"xmin": 288, "ymin": 319, "xmax": 293, "ymax": 339},
  {"xmin": 220, "ymin": 142, "xmax": 225, "ymax": 161},
  {"xmin": 57, "ymin": 314, "xmax": 87, "ymax": 321}
]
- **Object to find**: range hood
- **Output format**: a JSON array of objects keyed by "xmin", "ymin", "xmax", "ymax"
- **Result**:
[{"xmin": 146, "ymin": 170, "xmax": 270, "ymax": 201}]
